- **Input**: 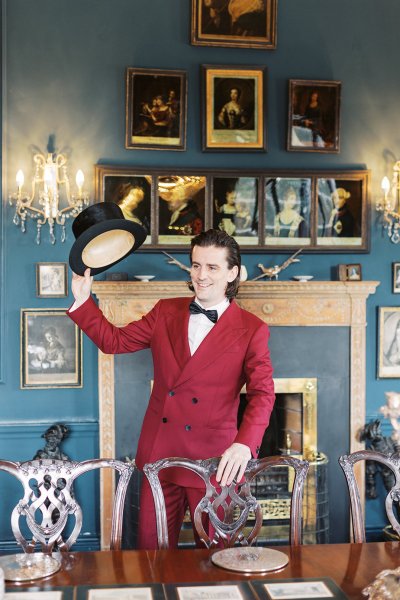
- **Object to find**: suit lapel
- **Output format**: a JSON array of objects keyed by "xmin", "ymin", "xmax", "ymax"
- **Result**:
[
  {"xmin": 174, "ymin": 301, "xmax": 247, "ymax": 388},
  {"xmin": 165, "ymin": 298, "xmax": 192, "ymax": 372}
]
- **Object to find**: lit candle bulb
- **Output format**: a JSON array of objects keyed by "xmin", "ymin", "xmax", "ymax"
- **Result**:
[
  {"xmin": 16, "ymin": 170, "xmax": 24, "ymax": 194},
  {"xmin": 76, "ymin": 169, "xmax": 84, "ymax": 197},
  {"xmin": 381, "ymin": 176, "xmax": 391, "ymax": 210}
]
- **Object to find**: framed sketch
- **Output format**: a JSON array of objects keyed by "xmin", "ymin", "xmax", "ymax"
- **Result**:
[
  {"xmin": 95, "ymin": 165, "xmax": 370, "ymax": 252},
  {"xmin": 212, "ymin": 176, "xmax": 259, "ymax": 244},
  {"xmin": 316, "ymin": 172, "xmax": 369, "ymax": 250},
  {"xmin": 125, "ymin": 67, "xmax": 187, "ymax": 151},
  {"xmin": 287, "ymin": 80, "xmax": 341, "ymax": 153},
  {"xmin": 393, "ymin": 263, "xmax": 400, "ymax": 293},
  {"xmin": 202, "ymin": 65, "xmax": 266, "ymax": 151},
  {"xmin": 36, "ymin": 263, "xmax": 68, "ymax": 297},
  {"xmin": 95, "ymin": 165, "xmax": 152, "ymax": 244},
  {"xmin": 338, "ymin": 263, "xmax": 362, "ymax": 281},
  {"xmin": 21, "ymin": 309, "xmax": 82, "ymax": 389},
  {"xmin": 264, "ymin": 177, "xmax": 312, "ymax": 247},
  {"xmin": 378, "ymin": 306, "xmax": 400, "ymax": 378},
  {"xmin": 191, "ymin": 0, "xmax": 277, "ymax": 50},
  {"xmin": 157, "ymin": 175, "xmax": 207, "ymax": 245}
]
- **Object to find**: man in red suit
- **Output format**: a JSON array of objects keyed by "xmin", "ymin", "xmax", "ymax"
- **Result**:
[{"xmin": 68, "ymin": 229, "xmax": 275, "ymax": 549}]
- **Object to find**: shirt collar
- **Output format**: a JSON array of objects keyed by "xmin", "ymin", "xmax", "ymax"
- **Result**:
[{"xmin": 194, "ymin": 297, "xmax": 230, "ymax": 318}]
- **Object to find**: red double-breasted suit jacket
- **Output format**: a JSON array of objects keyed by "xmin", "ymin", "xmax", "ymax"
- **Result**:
[{"xmin": 68, "ymin": 295, "xmax": 275, "ymax": 487}]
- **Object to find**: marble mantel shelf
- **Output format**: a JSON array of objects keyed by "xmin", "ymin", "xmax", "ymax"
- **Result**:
[{"xmin": 91, "ymin": 279, "xmax": 380, "ymax": 548}]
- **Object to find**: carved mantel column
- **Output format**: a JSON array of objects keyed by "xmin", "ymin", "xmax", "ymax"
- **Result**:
[{"xmin": 92, "ymin": 279, "xmax": 379, "ymax": 547}]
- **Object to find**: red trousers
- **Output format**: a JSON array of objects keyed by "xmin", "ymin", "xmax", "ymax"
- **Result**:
[{"xmin": 137, "ymin": 476, "xmax": 210, "ymax": 549}]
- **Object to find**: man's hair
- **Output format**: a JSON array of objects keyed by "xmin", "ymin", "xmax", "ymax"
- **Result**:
[{"xmin": 188, "ymin": 229, "xmax": 241, "ymax": 299}]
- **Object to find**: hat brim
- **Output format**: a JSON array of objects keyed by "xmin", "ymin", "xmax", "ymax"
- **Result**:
[{"xmin": 69, "ymin": 218, "xmax": 146, "ymax": 276}]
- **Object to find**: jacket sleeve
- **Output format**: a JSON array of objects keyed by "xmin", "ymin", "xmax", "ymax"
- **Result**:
[
  {"xmin": 234, "ymin": 322, "xmax": 275, "ymax": 457},
  {"xmin": 67, "ymin": 296, "xmax": 161, "ymax": 354}
]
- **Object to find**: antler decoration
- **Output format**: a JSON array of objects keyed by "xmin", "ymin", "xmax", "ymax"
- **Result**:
[
  {"xmin": 162, "ymin": 251, "xmax": 191, "ymax": 274},
  {"xmin": 252, "ymin": 248, "xmax": 303, "ymax": 281}
]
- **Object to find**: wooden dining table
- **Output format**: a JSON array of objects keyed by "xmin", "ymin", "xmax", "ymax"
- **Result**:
[{"xmin": 4, "ymin": 542, "xmax": 400, "ymax": 599}]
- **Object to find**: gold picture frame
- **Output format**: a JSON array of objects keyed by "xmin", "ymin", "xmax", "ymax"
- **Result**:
[
  {"xmin": 202, "ymin": 65, "xmax": 267, "ymax": 152},
  {"xmin": 21, "ymin": 308, "xmax": 82, "ymax": 389},
  {"xmin": 191, "ymin": 0, "xmax": 277, "ymax": 50}
]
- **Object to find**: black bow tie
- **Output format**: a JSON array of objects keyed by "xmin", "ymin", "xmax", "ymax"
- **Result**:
[{"xmin": 189, "ymin": 301, "xmax": 218, "ymax": 323}]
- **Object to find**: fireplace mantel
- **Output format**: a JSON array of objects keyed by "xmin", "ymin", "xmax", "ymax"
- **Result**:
[{"xmin": 92, "ymin": 279, "xmax": 379, "ymax": 547}]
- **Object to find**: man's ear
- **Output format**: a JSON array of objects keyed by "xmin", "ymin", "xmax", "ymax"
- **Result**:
[{"xmin": 228, "ymin": 265, "xmax": 239, "ymax": 282}]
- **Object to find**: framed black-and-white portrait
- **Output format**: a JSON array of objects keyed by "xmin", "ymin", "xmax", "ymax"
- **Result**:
[
  {"xmin": 378, "ymin": 306, "xmax": 400, "ymax": 378},
  {"xmin": 393, "ymin": 263, "xmax": 400, "ymax": 294},
  {"xmin": 36, "ymin": 263, "xmax": 68, "ymax": 298},
  {"xmin": 21, "ymin": 309, "xmax": 82, "ymax": 389}
]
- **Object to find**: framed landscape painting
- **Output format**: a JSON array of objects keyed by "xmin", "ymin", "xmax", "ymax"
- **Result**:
[
  {"xmin": 125, "ymin": 68, "xmax": 187, "ymax": 151},
  {"xmin": 191, "ymin": 0, "xmax": 277, "ymax": 49}
]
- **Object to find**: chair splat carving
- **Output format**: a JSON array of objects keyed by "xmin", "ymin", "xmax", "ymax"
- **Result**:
[
  {"xmin": 0, "ymin": 458, "xmax": 135, "ymax": 553},
  {"xmin": 143, "ymin": 455, "xmax": 309, "ymax": 549}
]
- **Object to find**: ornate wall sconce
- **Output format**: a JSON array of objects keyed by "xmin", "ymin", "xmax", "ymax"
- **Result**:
[
  {"xmin": 376, "ymin": 161, "xmax": 400, "ymax": 243},
  {"xmin": 9, "ymin": 147, "xmax": 89, "ymax": 244}
]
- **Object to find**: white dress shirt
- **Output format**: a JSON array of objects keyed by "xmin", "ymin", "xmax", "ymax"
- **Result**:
[{"xmin": 188, "ymin": 297, "xmax": 230, "ymax": 355}]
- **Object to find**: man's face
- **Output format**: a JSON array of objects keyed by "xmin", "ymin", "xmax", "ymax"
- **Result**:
[{"xmin": 190, "ymin": 245, "xmax": 238, "ymax": 308}]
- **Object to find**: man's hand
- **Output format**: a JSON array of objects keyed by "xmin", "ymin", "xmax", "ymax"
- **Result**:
[
  {"xmin": 71, "ymin": 268, "xmax": 93, "ymax": 308},
  {"xmin": 216, "ymin": 442, "xmax": 251, "ymax": 487}
]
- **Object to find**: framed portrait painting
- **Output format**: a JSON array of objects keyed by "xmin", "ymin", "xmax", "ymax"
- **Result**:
[
  {"xmin": 393, "ymin": 262, "xmax": 400, "ymax": 293},
  {"xmin": 316, "ymin": 172, "xmax": 369, "ymax": 250},
  {"xmin": 125, "ymin": 67, "xmax": 187, "ymax": 151},
  {"xmin": 191, "ymin": 0, "xmax": 277, "ymax": 50},
  {"xmin": 287, "ymin": 80, "xmax": 341, "ymax": 153},
  {"xmin": 212, "ymin": 176, "xmax": 259, "ymax": 244},
  {"xmin": 378, "ymin": 306, "xmax": 400, "ymax": 378},
  {"xmin": 202, "ymin": 65, "xmax": 266, "ymax": 152},
  {"xmin": 264, "ymin": 177, "xmax": 312, "ymax": 247},
  {"xmin": 337, "ymin": 263, "xmax": 362, "ymax": 281},
  {"xmin": 36, "ymin": 263, "xmax": 68, "ymax": 298},
  {"xmin": 157, "ymin": 175, "xmax": 207, "ymax": 245},
  {"xmin": 95, "ymin": 165, "xmax": 152, "ymax": 244},
  {"xmin": 21, "ymin": 309, "xmax": 82, "ymax": 389}
]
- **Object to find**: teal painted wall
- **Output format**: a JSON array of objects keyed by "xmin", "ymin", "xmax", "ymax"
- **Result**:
[{"xmin": 1, "ymin": 0, "xmax": 400, "ymax": 541}]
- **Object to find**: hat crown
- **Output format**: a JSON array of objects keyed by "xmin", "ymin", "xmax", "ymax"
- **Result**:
[{"xmin": 72, "ymin": 202, "xmax": 125, "ymax": 239}]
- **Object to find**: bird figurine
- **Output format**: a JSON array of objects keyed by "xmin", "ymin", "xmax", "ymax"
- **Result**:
[
  {"xmin": 162, "ymin": 251, "xmax": 191, "ymax": 273},
  {"xmin": 252, "ymin": 248, "xmax": 303, "ymax": 281}
]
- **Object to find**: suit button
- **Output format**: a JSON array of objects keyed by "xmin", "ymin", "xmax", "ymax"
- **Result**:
[
  {"xmin": 185, "ymin": 425, "xmax": 191, "ymax": 431},
  {"xmin": 168, "ymin": 391, "xmax": 175, "ymax": 397},
  {"xmin": 192, "ymin": 397, "xmax": 198, "ymax": 404},
  {"xmin": 162, "ymin": 417, "xmax": 168, "ymax": 423}
]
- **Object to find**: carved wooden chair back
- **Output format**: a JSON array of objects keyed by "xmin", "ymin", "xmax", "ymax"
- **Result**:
[
  {"xmin": 143, "ymin": 455, "xmax": 309, "ymax": 549},
  {"xmin": 0, "ymin": 458, "xmax": 135, "ymax": 554},
  {"xmin": 339, "ymin": 450, "xmax": 400, "ymax": 543}
]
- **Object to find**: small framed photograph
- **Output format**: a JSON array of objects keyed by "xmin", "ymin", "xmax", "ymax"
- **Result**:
[
  {"xmin": 191, "ymin": 0, "xmax": 277, "ymax": 50},
  {"xmin": 21, "ymin": 309, "xmax": 82, "ymax": 389},
  {"xmin": 378, "ymin": 307, "xmax": 400, "ymax": 378},
  {"xmin": 36, "ymin": 263, "xmax": 68, "ymax": 298},
  {"xmin": 393, "ymin": 263, "xmax": 400, "ymax": 293},
  {"xmin": 287, "ymin": 79, "xmax": 341, "ymax": 153},
  {"xmin": 125, "ymin": 67, "xmax": 187, "ymax": 151},
  {"xmin": 338, "ymin": 263, "xmax": 362, "ymax": 281},
  {"xmin": 202, "ymin": 65, "xmax": 267, "ymax": 152},
  {"xmin": 157, "ymin": 175, "xmax": 207, "ymax": 245},
  {"xmin": 316, "ymin": 172, "xmax": 369, "ymax": 250},
  {"xmin": 94, "ymin": 165, "xmax": 152, "ymax": 243},
  {"xmin": 264, "ymin": 176, "xmax": 312, "ymax": 247},
  {"xmin": 212, "ymin": 176, "xmax": 259, "ymax": 244}
]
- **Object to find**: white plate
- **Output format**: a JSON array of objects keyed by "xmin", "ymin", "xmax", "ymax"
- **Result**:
[
  {"xmin": 134, "ymin": 275, "xmax": 155, "ymax": 282},
  {"xmin": 292, "ymin": 275, "xmax": 314, "ymax": 282}
]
